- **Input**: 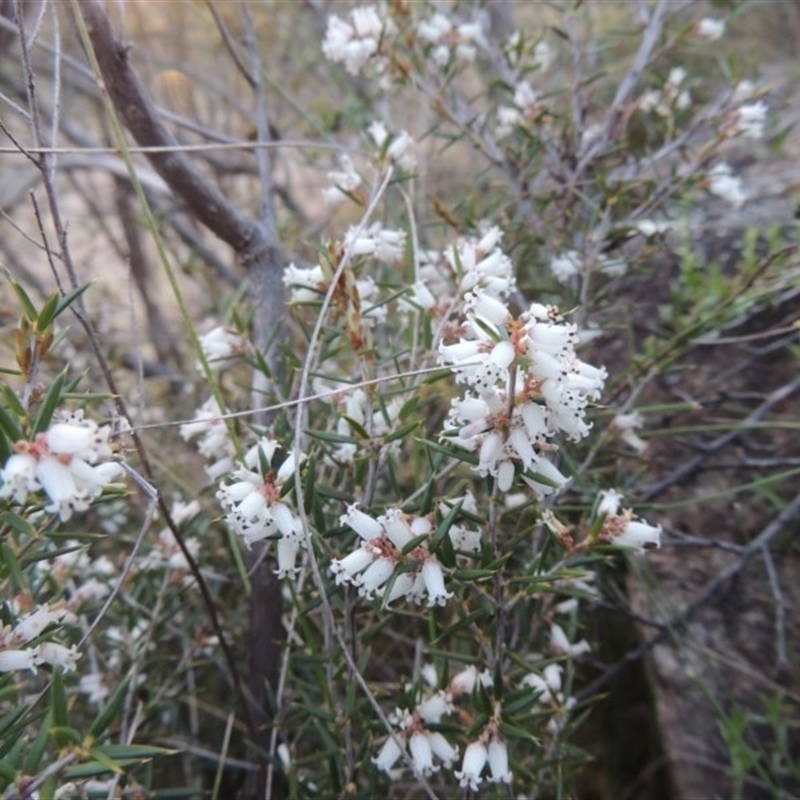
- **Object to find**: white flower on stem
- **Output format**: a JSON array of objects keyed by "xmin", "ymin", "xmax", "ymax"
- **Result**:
[
  {"xmin": 322, "ymin": 155, "xmax": 362, "ymax": 206},
  {"xmin": 333, "ymin": 506, "xmax": 458, "ymax": 606},
  {"xmin": 597, "ymin": 489, "xmax": 661, "ymax": 551},
  {"xmin": 522, "ymin": 663, "xmax": 563, "ymax": 704},
  {"xmin": 373, "ymin": 733, "xmax": 405, "ymax": 776},
  {"xmin": 495, "ymin": 80, "xmax": 540, "ymax": 139},
  {"xmin": 550, "ymin": 622, "xmax": 591, "ymax": 657},
  {"xmin": 367, "ymin": 121, "xmax": 416, "ymax": 170},
  {"xmin": 38, "ymin": 642, "xmax": 79, "ymax": 673},
  {"xmin": 197, "ymin": 326, "xmax": 250, "ymax": 371},
  {"xmin": 441, "ymin": 289, "xmax": 605, "ymax": 497},
  {"xmin": 216, "ymin": 438, "xmax": 305, "ymax": 576},
  {"xmin": 322, "ymin": 5, "xmax": 391, "ymax": 75},
  {"xmin": 697, "ymin": 17, "xmax": 725, "ymax": 40},
  {"xmin": 459, "ymin": 227, "xmax": 515, "ymax": 296},
  {"xmin": 1, "ymin": 413, "xmax": 124, "ymax": 521},
  {"xmin": 180, "ymin": 397, "xmax": 235, "ymax": 480},
  {"xmin": 449, "ymin": 664, "xmax": 493, "ymax": 696},
  {"xmin": 550, "ymin": 251, "xmax": 582, "ymax": 282},
  {"xmin": 612, "ymin": 411, "xmax": 648, "ymax": 453},
  {"xmin": 732, "ymin": 80, "xmax": 757, "ymax": 104},
  {"xmin": 79, "ymin": 672, "xmax": 110, "ymax": 705},
  {"xmin": 487, "ymin": 735, "xmax": 512, "ymax": 784},
  {"xmin": 0, "ymin": 647, "xmax": 41, "ymax": 674},
  {"xmin": 373, "ymin": 684, "xmax": 458, "ymax": 778},
  {"xmin": 455, "ymin": 740, "xmax": 488, "ymax": 791},
  {"xmin": 417, "ymin": 12, "xmax": 485, "ymax": 65},
  {"xmin": 283, "ymin": 263, "xmax": 326, "ymax": 303},
  {"xmin": 731, "ymin": 101, "xmax": 768, "ymax": 140},
  {"xmin": 708, "ymin": 163, "xmax": 746, "ymax": 208},
  {"xmin": 343, "ymin": 222, "xmax": 406, "ymax": 263}
]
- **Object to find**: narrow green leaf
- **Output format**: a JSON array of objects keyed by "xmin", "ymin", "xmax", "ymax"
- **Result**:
[
  {"xmin": 23, "ymin": 710, "xmax": 53, "ymax": 775},
  {"xmin": 0, "ymin": 542, "xmax": 24, "ymax": 591},
  {"xmin": 36, "ymin": 291, "xmax": 61, "ymax": 332},
  {"xmin": 87, "ymin": 676, "xmax": 130, "ymax": 741},
  {"xmin": 418, "ymin": 437, "xmax": 478, "ymax": 466},
  {"xmin": 305, "ymin": 429, "xmax": 358, "ymax": 445},
  {"xmin": 430, "ymin": 499, "xmax": 464, "ymax": 549},
  {"xmin": 0, "ymin": 402, "xmax": 23, "ymax": 444},
  {"xmin": 32, "ymin": 371, "xmax": 67, "ymax": 434},
  {"xmin": 9, "ymin": 280, "xmax": 38, "ymax": 321},
  {"xmin": 53, "ymin": 283, "xmax": 92, "ymax": 321}
]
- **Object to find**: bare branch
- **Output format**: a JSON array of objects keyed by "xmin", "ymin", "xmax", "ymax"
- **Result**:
[{"xmin": 75, "ymin": 0, "xmax": 261, "ymax": 257}]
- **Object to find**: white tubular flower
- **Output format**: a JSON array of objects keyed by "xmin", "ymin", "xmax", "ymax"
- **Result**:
[
  {"xmin": 79, "ymin": 672, "xmax": 110, "ymax": 705},
  {"xmin": 180, "ymin": 397, "xmax": 235, "ymax": 480},
  {"xmin": 455, "ymin": 740, "xmax": 488, "ymax": 791},
  {"xmin": 283, "ymin": 263, "xmax": 325, "ymax": 304},
  {"xmin": 550, "ymin": 622, "xmax": 591, "ymax": 657},
  {"xmin": 373, "ymin": 733, "xmax": 405, "ymax": 776},
  {"xmin": 409, "ymin": 732, "xmax": 436, "ymax": 775},
  {"xmin": 597, "ymin": 490, "xmax": 662, "ymax": 552},
  {"xmin": 197, "ymin": 326, "xmax": 249, "ymax": 370},
  {"xmin": 356, "ymin": 556, "xmax": 396, "ymax": 598},
  {"xmin": 0, "ymin": 452, "xmax": 39, "ymax": 503},
  {"xmin": 708, "ymin": 163, "xmax": 746, "ymax": 208},
  {"xmin": 0, "ymin": 647, "xmax": 41, "ymax": 674},
  {"xmin": 487, "ymin": 735, "xmax": 512, "ymax": 784},
  {"xmin": 418, "ymin": 12, "xmax": 485, "ymax": 65},
  {"xmin": 449, "ymin": 664, "xmax": 493, "ymax": 696},
  {"xmin": 367, "ymin": 121, "xmax": 416, "ymax": 170},
  {"xmin": 416, "ymin": 691, "xmax": 452, "ymax": 724},
  {"xmin": 10, "ymin": 604, "xmax": 75, "ymax": 643},
  {"xmin": 550, "ymin": 251, "xmax": 582, "ymax": 282},
  {"xmin": 427, "ymin": 731, "xmax": 459, "ymax": 768},
  {"xmin": 38, "ymin": 642, "xmax": 80, "ymax": 673},
  {"xmin": 612, "ymin": 412, "xmax": 648, "ymax": 453},
  {"xmin": 615, "ymin": 519, "xmax": 662, "ymax": 550},
  {"xmin": 697, "ymin": 17, "xmax": 725, "ymax": 40},
  {"xmin": 732, "ymin": 101, "xmax": 767, "ymax": 140},
  {"xmin": 322, "ymin": 5, "xmax": 390, "ymax": 75},
  {"xmin": 344, "ymin": 222, "xmax": 406, "ymax": 263},
  {"xmin": 216, "ymin": 438, "xmax": 305, "ymax": 576},
  {"xmin": 322, "ymin": 155, "xmax": 362, "ymax": 206}
]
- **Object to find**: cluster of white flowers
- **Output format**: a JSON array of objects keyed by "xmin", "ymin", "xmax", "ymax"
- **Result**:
[
  {"xmin": 549, "ymin": 249, "xmax": 627, "ymax": 284},
  {"xmin": 196, "ymin": 326, "xmax": 250, "ymax": 371},
  {"xmin": 596, "ymin": 489, "xmax": 662, "ymax": 551},
  {"xmin": 416, "ymin": 11, "xmax": 485, "ymax": 66},
  {"xmin": 0, "ymin": 410, "xmax": 124, "ymax": 521},
  {"xmin": 730, "ymin": 100, "xmax": 768, "ymax": 140},
  {"xmin": 495, "ymin": 80, "xmax": 540, "ymax": 140},
  {"xmin": 0, "ymin": 602, "xmax": 78, "ymax": 674},
  {"xmin": 343, "ymin": 221, "xmax": 406, "ymax": 263},
  {"xmin": 180, "ymin": 397, "xmax": 235, "ymax": 480},
  {"xmin": 136, "ymin": 499, "xmax": 200, "ymax": 582},
  {"xmin": 216, "ymin": 438, "xmax": 305, "ymax": 577},
  {"xmin": 33, "ymin": 542, "xmax": 117, "ymax": 608},
  {"xmin": 707, "ymin": 162, "xmax": 746, "ymax": 208},
  {"xmin": 639, "ymin": 67, "xmax": 691, "ymax": 117},
  {"xmin": 367, "ymin": 121, "xmax": 416, "ymax": 170},
  {"xmin": 322, "ymin": 154, "xmax": 362, "ymax": 207},
  {"xmin": 373, "ymin": 689, "xmax": 459, "ymax": 778},
  {"xmin": 440, "ymin": 290, "xmax": 606, "ymax": 493},
  {"xmin": 331, "ymin": 505, "xmax": 461, "ymax": 606},
  {"xmin": 322, "ymin": 5, "xmax": 393, "ymax": 76},
  {"xmin": 455, "ymin": 727, "xmax": 512, "ymax": 790}
]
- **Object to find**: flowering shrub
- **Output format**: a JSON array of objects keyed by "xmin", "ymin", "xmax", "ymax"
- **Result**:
[{"xmin": 0, "ymin": 1, "xmax": 791, "ymax": 797}]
